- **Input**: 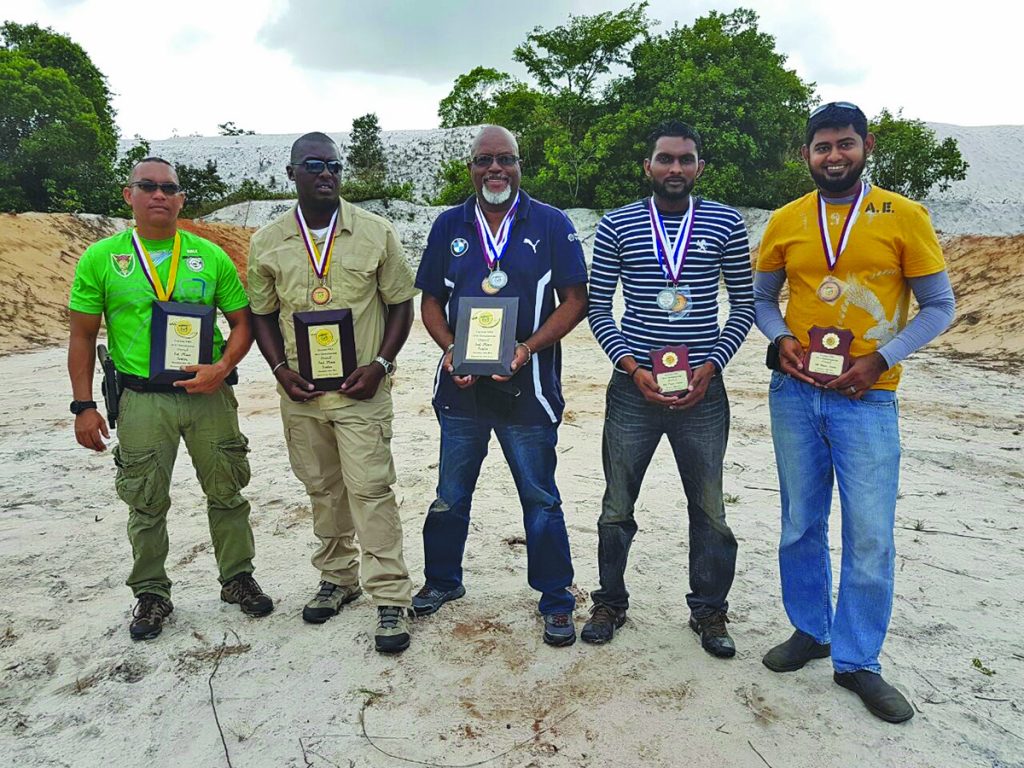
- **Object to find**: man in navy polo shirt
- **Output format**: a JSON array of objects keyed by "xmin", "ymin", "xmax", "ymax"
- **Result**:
[{"xmin": 413, "ymin": 125, "xmax": 589, "ymax": 646}]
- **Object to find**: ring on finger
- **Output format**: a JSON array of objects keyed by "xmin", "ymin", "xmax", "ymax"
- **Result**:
[{"xmin": 847, "ymin": 386, "xmax": 856, "ymax": 394}]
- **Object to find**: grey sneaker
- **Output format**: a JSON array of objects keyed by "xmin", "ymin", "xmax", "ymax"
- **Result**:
[
  {"xmin": 543, "ymin": 613, "xmax": 576, "ymax": 647},
  {"xmin": 411, "ymin": 583, "xmax": 466, "ymax": 617},
  {"xmin": 302, "ymin": 581, "xmax": 362, "ymax": 624},
  {"xmin": 129, "ymin": 593, "xmax": 173, "ymax": 640},
  {"xmin": 375, "ymin": 606, "xmax": 411, "ymax": 654}
]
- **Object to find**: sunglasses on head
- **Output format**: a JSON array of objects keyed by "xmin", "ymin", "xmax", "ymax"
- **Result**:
[
  {"xmin": 809, "ymin": 101, "xmax": 862, "ymax": 118},
  {"xmin": 130, "ymin": 181, "xmax": 181, "ymax": 195},
  {"xmin": 294, "ymin": 159, "xmax": 342, "ymax": 174},
  {"xmin": 470, "ymin": 154, "xmax": 520, "ymax": 168}
]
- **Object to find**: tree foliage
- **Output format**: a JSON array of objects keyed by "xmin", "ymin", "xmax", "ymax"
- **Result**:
[
  {"xmin": 178, "ymin": 159, "xmax": 230, "ymax": 215},
  {"xmin": 346, "ymin": 113, "xmax": 387, "ymax": 183},
  {"xmin": 868, "ymin": 109, "xmax": 968, "ymax": 199},
  {"xmin": 0, "ymin": 22, "xmax": 121, "ymax": 213},
  {"xmin": 438, "ymin": 67, "xmax": 516, "ymax": 129},
  {"xmin": 217, "ymin": 121, "xmax": 255, "ymax": 136}
]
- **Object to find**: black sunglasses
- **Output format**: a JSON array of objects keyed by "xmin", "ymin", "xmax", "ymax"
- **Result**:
[
  {"xmin": 470, "ymin": 154, "xmax": 520, "ymax": 168},
  {"xmin": 130, "ymin": 181, "xmax": 182, "ymax": 195},
  {"xmin": 809, "ymin": 101, "xmax": 861, "ymax": 118},
  {"xmin": 293, "ymin": 159, "xmax": 343, "ymax": 174}
]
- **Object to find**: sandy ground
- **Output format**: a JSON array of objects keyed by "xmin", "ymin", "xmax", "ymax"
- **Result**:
[{"xmin": 1, "ymin": 291, "xmax": 1022, "ymax": 767}]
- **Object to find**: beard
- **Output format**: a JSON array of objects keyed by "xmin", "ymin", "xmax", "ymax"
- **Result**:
[
  {"xmin": 481, "ymin": 181, "xmax": 513, "ymax": 205},
  {"xmin": 650, "ymin": 175, "xmax": 694, "ymax": 201},
  {"xmin": 809, "ymin": 157, "xmax": 867, "ymax": 195}
]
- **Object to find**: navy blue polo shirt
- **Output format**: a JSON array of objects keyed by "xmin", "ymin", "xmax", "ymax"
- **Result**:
[{"xmin": 416, "ymin": 191, "xmax": 588, "ymax": 424}]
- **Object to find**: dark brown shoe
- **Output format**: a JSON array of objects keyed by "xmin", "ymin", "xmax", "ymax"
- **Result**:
[
  {"xmin": 763, "ymin": 630, "xmax": 831, "ymax": 672},
  {"xmin": 220, "ymin": 573, "xmax": 274, "ymax": 617},
  {"xmin": 580, "ymin": 604, "xmax": 626, "ymax": 645},
  {"xmin": 689, "ymin": 611, "xmax": 736, "ymax": 658},
  {"xmin": 834, "ymin": 671, "xmax": 914, "ymax": 723},
  {"xmin": 129, "ymin": 593, "xmax": 173, "ymax": 640}
]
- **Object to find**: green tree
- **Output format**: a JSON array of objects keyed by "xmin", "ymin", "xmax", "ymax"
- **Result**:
[
  {"xmin": 178, "ymin": 159, "xmax": 230, "ymax": 216},
  {"xmin": 868, "ymin": 109, "xmax": 968, "ymax": 199},
  {"xmin": 0, "ymin": 22, "xmax": 120, "ymax": 213},
  {"xmin": 346, "ymin": 113, "xmax": 386, "ymax": 184},
  {"xmin": 217, "ymin": 121, "xmax": 255, "ymax": 136},
  {"xmin": 438, "ymin": 67, "xmax": 515, "ymax": 128}
]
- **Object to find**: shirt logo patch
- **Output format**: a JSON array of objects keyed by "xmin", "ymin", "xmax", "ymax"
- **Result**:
[
  {"xmin": 567, "ymin": 233, "xmax": 579, "ymax": 242},
  {"xmin": 111, "ymin": 252, "xmax": 135, "ymax": 277},
  {"xmin": 186, "ymin": 256, "xmax": 205, "ymax": 272},
  {"xmin": 450, "ymin": 237, "xmax": 469, "ymax": 257},
  {"xmin": 693, "ymin": 238, "xmax": 710, "ymax": 252},
  {"xmin": 524, "ymin": 237, "xmax": 541, "ymax": 253}
]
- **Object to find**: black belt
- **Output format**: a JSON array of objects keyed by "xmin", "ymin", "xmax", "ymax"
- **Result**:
[{"xmin": 121, "ymin": 369, "xmax": 238, "ymax": 393}]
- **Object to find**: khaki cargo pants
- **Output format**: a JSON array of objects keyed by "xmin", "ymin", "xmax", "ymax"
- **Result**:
[
  {"xmin": 280, "ymin": 387, "xmax": 411, "ymax": 607},
  {"xmin": 113, "ymin": 385, "xmax": 255, "ymax": 599}
]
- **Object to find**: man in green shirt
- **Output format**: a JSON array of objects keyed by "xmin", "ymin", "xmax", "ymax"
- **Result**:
[{"xmin": 68, "ymin": 157, "xmax": 273, "ymax": 640}]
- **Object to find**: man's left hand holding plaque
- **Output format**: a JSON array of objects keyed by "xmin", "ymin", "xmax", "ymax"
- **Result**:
[
  {"xmin": 150, "ymin": 301, "xmax": 215, "ymax": 385},
  {"xmin": 293, "ymin": 309, "xmax": 357, "ymax": 391}
]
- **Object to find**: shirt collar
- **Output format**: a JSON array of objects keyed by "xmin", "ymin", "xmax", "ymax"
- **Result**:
[{"xmin": 284, "ymin": 199, "xmax": 354, "ymax": 239}]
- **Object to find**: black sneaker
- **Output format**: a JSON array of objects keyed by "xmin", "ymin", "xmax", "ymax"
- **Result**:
[
  {"xmin": 411, "ymin": 583, "xmax": 466, "ymax": 617},
  {"xmin": 220, "ymin": 572, "xmax": 274, "ymax": 617},
  {"xmin": 580, "ymin": 604, "xmax": 627, "ymax": 645},
  {"xmin": 763, "ymin": 630, "xmax": 831, "ymax": 672},
  {"xmin": 130, "ymin": 593, "xmax": 173, "ymax": 640},
  {"xmin": 689, "ymin": 611, "xmax": 736, "ymax": 658},
  {"xmin": 375, "ymin": 606, "xmax": 411, "ymax": 654},
  {"xmin": 834, "ymin": 670, "xmax": 914, "ymax": 723}
]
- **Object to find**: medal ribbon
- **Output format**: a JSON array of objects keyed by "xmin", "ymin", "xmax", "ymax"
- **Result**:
[
  {"xmin": 295, "ymin": 205, "xmax": 339, "ymax": 281},
  {"xmin": 817, "ymin": 181, "xmax": 867, "ymax": 271},
  {"xmin": 132, "ymin": 229, "xmax": 181, "ymax": 302},
  {"xmin": 474, "ymin": 192, "xmax": 520, "ymax": 271},
  {"xmin": 648, "ymin": 196, "xmax": 694, "ymax": 285}
]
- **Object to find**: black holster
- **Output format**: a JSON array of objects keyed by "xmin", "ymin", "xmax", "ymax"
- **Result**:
[{"xmin": 97, "ymin": 344, "xmax": 122, "ymax": 428}]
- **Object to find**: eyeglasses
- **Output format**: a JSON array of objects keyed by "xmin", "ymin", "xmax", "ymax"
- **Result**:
[
  {"xmin": 293, "ymin": 159, "xmax": 343, "ymax": 174},
  {"xmin": 470, "ymin": 154, "xmax": 520, "ymax": 168},
  {"xmin": 809, "ymin": 101, "xmax": 862, "ymax": 118},
  {"xmin": 129, "ymin": 181, "xmax": 182, "ymax": 195}
]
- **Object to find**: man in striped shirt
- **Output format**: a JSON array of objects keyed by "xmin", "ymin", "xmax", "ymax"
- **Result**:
[{"xmin": 582, "ymin": 121, "xmax": 755, "ymax": 657}]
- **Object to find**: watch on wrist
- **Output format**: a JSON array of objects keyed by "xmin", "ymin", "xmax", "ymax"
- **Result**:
[
  {"xmin": 373, "ymin": 355, "xmax": 396, "ymax": 375},
  {"xmin": 70, "ymin": 400, "xmax": 97, "ymax": 415}
]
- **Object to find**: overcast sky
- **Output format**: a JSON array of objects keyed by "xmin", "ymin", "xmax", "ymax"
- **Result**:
[{"xmin": 7, "ymin": 0, "xmax": 1017, "ymax": 139}]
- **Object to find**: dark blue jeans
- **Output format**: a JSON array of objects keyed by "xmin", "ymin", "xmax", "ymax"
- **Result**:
[
  {"xmin": 592, "ymin": 371, "xmax": 736, "ymax": 618},
  {"xmin": 422, "ymin": 412, "xmax": 575, "ymax": 614}
]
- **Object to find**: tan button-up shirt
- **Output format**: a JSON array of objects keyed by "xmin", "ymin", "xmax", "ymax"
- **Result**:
[{"xmin": 247, "ymin": 200, "xmax": 418, "ymax": 409}]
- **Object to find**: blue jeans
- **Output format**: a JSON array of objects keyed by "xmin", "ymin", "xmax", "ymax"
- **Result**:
[
  {"xmin": 421, "ymin": 412, "xmax": 575, "ymax": 614},
  {"xmin": 768, "ymin": 371, "xmax": 901, "ymax": 674},
  {"xmin": 592, "ymin": 372, "xmax": 736, "ymax": 618}
]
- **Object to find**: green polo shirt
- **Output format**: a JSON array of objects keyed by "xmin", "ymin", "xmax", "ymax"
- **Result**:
[{"xmin": 68, "ymin": 229, "xmax": 249, "ymax": 378}]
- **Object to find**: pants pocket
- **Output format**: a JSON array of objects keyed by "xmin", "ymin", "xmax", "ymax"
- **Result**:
[
  {"xmin": 212, "ymin": 435, "xmax": 252, "ymax": 497},
  {"xmin": 113, "ymin": 446, "xmax": 160, "ymax": 509}
]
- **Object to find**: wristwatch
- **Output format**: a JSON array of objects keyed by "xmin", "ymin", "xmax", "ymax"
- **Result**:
[
  {"xmin": 373, "ymin": 355, "xmax": 396, "ymax": 375},
  {"xmin": 70, "ymin": 400, "xmax": 97, "ymax": 415}
]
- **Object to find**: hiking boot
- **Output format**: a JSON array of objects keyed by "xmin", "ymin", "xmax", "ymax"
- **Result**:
[
  {"xmin": 302, "ymin": 581, "xmax": 362, "ymax": 624},
  {"xmin": 542, "ymin": 613, "xmax": 577, "ymax": 647},
  {"xmin": 689, "ymin": 610, "xmax": 736, "ymax": 658},
  {"xmin": 220, "ymin": 572, "xmax": 274, "ymax": 617},
  {"xmin": 834, "ymin": 670, "xmax": 914, "ymax": 723},
  {"xmin": 375, "ymin": 606, "xmax": 411, "ymax": 654},
  {"xmin": 763, "ymin": 630, "xmax": 831, "ymax": 672},
  {"xmin": 129, "ymin": 593, "xmax": 173, "ymax": 640},
  {"xmin": 411, "ymin": 583, "xmax": 466, "ymax": 617},
  {"xmin": 580, "ymin": 604, "xmax": 626, "ymax": 645}
]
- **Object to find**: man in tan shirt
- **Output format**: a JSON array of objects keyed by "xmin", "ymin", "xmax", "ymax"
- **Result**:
[{"xmin": 247, "ymin": 132, "xmax": 416, "ymax": 653}]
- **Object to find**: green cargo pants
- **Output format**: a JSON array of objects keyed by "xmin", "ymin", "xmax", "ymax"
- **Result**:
[{"xmin": 113, "ymin": 384, "xmax": 255, "ymax": 599}]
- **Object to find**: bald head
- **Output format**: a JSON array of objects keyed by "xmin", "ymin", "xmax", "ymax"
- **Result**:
[
  {"xmin": 471, "ymin": 125, "xmax": 519, "ymax": 158},
  {"xmin": 290, "ymin": 132, "xmax": 338, "ymax": 164}
]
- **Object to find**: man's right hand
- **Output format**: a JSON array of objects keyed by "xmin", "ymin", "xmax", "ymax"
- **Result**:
[
  {"xmin": 75, "ymin": 409, "xmax": 109, "ymax": 452},
  {"xmin": 631, "ymin": 367, "xmax": 685, "ymax": 408},
  {"xmin": 276, "ymin": 367, "xmax": 324, "ymax": 402},
  {"xmin": 443, "ymin": 349, "xmax": 476, "ymax": 389},
  {"xmin": 778, "ymin": 336, "xmax": 817, "ymax": 385}
]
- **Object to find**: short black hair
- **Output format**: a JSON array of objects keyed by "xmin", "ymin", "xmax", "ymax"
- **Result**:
[
  {"xmin": 291, "ymin": 132, "xmax": 338, "ymax": 163},
  {"xmin": 805, "ymin": 102, "xmax": 868, "ymax": 146},
  {"xmin": 647, "ymin": 120, "xmax": 702, "ymax": 157},
  {"xmin": 129, "ymin": 156, "xmax": 176, "ymax": 182}
]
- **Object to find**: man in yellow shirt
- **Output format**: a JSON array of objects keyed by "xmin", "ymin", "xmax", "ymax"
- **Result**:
[
  {"xmin": 247, "ymin": 132, "xmax": 417, "ymax": 653},
  {"xmin": 754, "ymin": 103, "xmax": 955, "ymax": 723}
]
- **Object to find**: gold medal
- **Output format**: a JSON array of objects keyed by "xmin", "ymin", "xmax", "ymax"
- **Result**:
[
  {"xmin": 817, "ymin": 276, "xmax": 843, "ymax": 304},
  {"xmin": 311, "ymin": 284, "xmax": 331, "ymax": 305},
  {"xmin": 671, "ymin": 293, "xmax": 688, "ymax": 313},
  {"xmin": 481, "ymin": 276, "xmax": 500, "ymax": 295}
]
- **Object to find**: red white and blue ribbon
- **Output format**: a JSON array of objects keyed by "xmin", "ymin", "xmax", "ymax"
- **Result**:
[
  {"xmin": 295, "ymin": 205, "xmax": 339, "ymax": 281},
  {"xmin": 648, "ymin": 195, "xmax": 694, "ymax": 286},
  {"xmin": 474, "ymin": 192, "xmax": 520, "ymax": 271},
  {"xmin": 817, "ymin": 181, "xmax": 867, "ymax": 271}
]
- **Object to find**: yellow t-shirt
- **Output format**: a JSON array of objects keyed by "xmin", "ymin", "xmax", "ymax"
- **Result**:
[{"xmin": 756, "ymin": 185, "xmax": 945, "ymax": 390}]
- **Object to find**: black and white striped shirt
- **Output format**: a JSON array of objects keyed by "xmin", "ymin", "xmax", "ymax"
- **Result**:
[{"xmin": 588, "ymin": 197, "xmax": 755, "ymax": 372}]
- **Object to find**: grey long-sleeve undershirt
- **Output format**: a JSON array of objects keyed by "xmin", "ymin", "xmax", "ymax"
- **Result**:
[{"xmin": 753, "ymin": 269, "xmax": 956, "ymax": 369}]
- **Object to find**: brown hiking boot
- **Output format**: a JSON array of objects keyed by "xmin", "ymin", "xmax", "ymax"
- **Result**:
[
  {"xmin": 220, "ymin": 572, "xmax": 274, "ymax": 617},
  {"xmin": 130, "ymin": 593, "xmax": 173, "ymax": 640},
  {"xmin": 689, "ymin": 610, "xmax": 736, "ymax": 658}
]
